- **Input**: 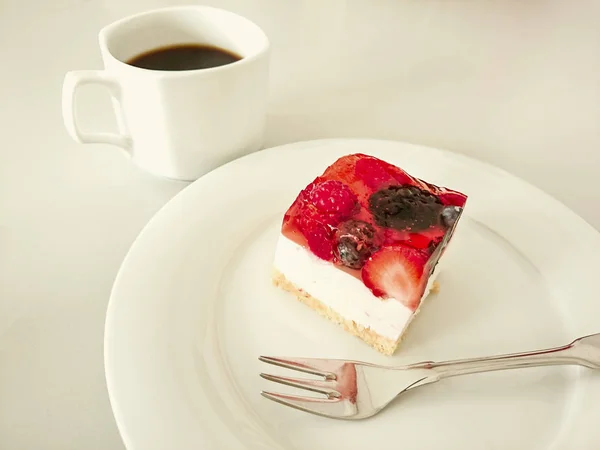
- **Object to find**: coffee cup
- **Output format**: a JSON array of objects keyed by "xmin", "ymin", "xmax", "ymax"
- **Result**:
[{"xmin": 62, "ymin": 5, "xmax": 270, "ymax": 181}]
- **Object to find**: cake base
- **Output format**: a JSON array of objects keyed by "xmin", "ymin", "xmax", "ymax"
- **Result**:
[{"xmin": 272, "ymin": 269, "xmax": 439, "ymax": 355}]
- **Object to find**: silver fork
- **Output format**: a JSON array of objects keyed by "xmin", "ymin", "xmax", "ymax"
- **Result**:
[{"xmin": 259, "ymin": 332, "xmax": 600, "ymax": 420}]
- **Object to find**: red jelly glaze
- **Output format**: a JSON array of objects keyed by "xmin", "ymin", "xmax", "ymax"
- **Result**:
[{"xmin": 281, "ymin": 153, "xmax": 467, "ymax": 310}]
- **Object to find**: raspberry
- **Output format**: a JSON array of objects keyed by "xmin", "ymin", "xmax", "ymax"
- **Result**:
[
  {"xmin": 295, "ymin": 205, "xmax": 336, "ymax": 261},
  {"xmin": 297, "ymin": 180, "xmax": 318, "ymax": 202},
  {"xmin": 304, "ymin": 222, "xmax": 334, "ymax": 261},
  {"xmin": 296, "ymin": 204, "xmax": 339, "ymax": 230},
  {"xmin": 308, "ymin": 180, "xmax": 357, "ymax": 219}
]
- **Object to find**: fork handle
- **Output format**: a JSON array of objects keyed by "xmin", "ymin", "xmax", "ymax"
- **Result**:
[{"xmin": 411, "ymin": 334, "xmax": 600, "ymax": 380}]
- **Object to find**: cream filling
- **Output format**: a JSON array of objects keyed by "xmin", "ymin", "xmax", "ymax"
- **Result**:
[{"xmin": 273, "ymin": 234, "xmax": 438, "ymax": 341}]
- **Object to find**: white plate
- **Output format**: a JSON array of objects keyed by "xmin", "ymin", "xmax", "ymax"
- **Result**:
[{"xmin": 105, "ymin": 139, "xmax": 600, "ymax": 450}]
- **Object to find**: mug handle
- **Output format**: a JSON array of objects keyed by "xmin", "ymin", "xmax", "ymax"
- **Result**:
[{"xmin": 62, "ymin": 70, "xmax": 132, "ymax": 153}]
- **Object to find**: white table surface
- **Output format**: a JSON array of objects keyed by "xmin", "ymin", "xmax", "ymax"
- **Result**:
[{"xmin": 1, "ymin": 0, "xmax": 599, "ymax": 448}]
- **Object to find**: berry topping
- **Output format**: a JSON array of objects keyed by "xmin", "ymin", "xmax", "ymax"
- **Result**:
[
  {"xmin": 308, "ymin": 180, "xmax": 358, "ymax": 219},
  {"xmin": 280, "ymin": 154, "xmax": 468, "ymax": 287},
  {"xmin": 297, "ymin": 204, "xmax": 338, "ymax": 230},
  {"xmin": 368, "ymin": 185, "xmax": 443, "ymax": 231},
  {"xmin": 335, "ymin": 220, "xmax": 380, "ymax": 269},
  {"xmin": 362, "ymin": 245, "xmax": 429, "ymax": 310},
  {"xmin": 406, "ymin": 233, "xmax": 431, "ymax": 249},
  {"xmin": 304, "ymin": 222, "xmax": 334, "ymax": 261},
  {"xmin": 294, "ymin": 180, "xmax": 358, "ymax": 240},
  {"xmin": 438, "ymin": 191, "xmax": 467, "ymax": 207},
  {"xmin": 441, "ymin": 206, "xmax": 462, "ymax": 228},
  {"xmin": 355, "ymin": 157, "xmax": 412, "ymax": 189},
  {"xmin": 297, "ymin": 180, "xmax": 318, "ymax": 202},
  {"xmin": 322, "ymin": 155, "xmax": 360, "ymax": 184}
]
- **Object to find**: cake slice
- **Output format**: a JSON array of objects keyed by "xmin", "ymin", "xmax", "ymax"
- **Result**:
[{"xmin": 273, "ymin": 153, "xmax": 467, "ymax": 355}]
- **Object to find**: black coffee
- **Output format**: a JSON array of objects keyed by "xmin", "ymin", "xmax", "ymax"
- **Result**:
[{"xmin": 126, "ymin": 44, "xmax": 242, "ymax": 71}]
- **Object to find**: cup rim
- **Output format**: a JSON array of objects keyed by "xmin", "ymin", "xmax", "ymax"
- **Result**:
[{"xmin": 98, "ymin": 5, "xmax": 270, "ymax": 76}]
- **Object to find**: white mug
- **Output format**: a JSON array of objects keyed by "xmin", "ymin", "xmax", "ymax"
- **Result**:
[{"xmin": 62, "ymin": 5, "xmax": 270, "ymax": 181}]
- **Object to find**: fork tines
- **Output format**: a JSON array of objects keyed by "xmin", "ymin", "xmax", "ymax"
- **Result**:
[
  {"xmin": 259, "ymin": 356, "xmax": 337, "ymax": 379},
  {"xmin": 259, "ymin": 356, "xmax": 349, "ymax": 417}
]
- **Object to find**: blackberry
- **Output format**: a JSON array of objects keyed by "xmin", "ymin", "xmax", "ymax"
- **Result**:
[
  {"xmin": 335, "ymin": 220, "xmax": 378, "ymax": 269},
  {"xmin": 368, "ymin": 185, "xmax": 443, "ymax": 231}
]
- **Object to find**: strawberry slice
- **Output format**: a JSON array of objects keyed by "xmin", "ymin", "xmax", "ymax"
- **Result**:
[{"xmin": 361, "ymin": 245, "xmax": 429, "ymax": 310}]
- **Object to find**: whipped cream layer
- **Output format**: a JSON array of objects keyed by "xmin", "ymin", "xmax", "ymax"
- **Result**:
[{"xmin": 274, "ymin": 234, "xmax": 438, "ymax": 341}]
